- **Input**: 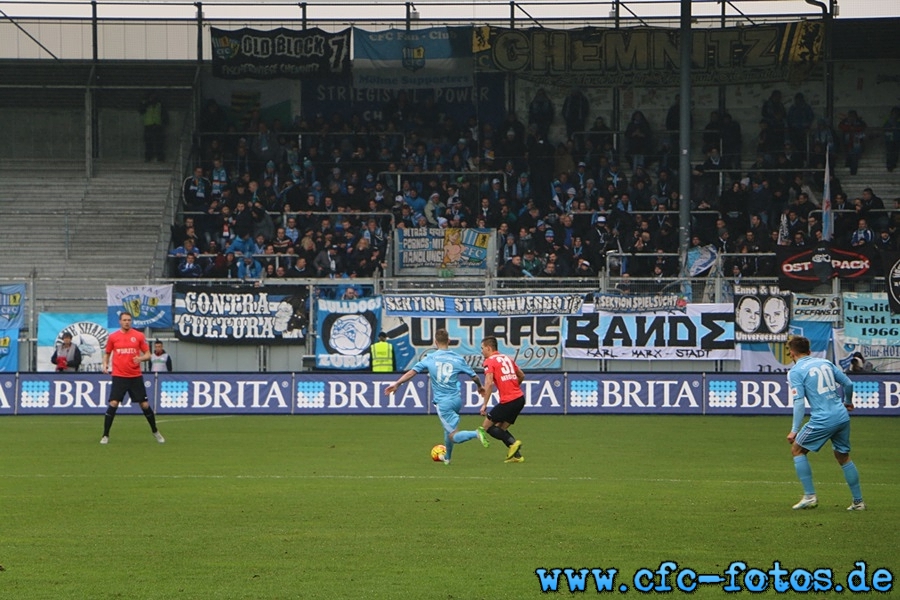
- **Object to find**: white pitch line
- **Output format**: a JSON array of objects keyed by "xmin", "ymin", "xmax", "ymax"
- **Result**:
[
  {"xmin": 0, "ymin": 473, "xmax": 895, "ymax": 486},
  {"xmin": 155, "ymin": 415, "xmax": 236, "ymax": 425}
]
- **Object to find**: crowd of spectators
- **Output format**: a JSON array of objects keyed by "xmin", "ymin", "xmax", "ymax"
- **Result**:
[{"xmin": 168, "ymin": 91, "xmax": 900, "ymax": 283}]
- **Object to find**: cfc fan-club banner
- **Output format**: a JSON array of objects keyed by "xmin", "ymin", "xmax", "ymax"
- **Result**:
[
  {"xmin": 211, "ymin": 27, "xmax": 350, "ymax": 79},
  {"xmin": 842, "ymin": 292, "xmax": 900, "ymax": 346},
  {"xmin": 315, "ymin": 296, "xmax": 382, "ymax": 370},
  {"xmin": 0, "ymin": 283, "xmax": 25, "ymax": 330},
  {"xmin": 563, "ymin": 303, "xmax": 739, "ymax": 361},
  {"xmin": 353, "ymin": 26, "xmax": 474, "ymax": 89},
  {"xmin": 106, "ymin": 284, "xmax": 173, "ymax": 329},
  {"xmin": 382, "ymin": 293, "xmax": 583, "ymax": 318},
  {"xmin": 739, "ymin": 320, "xmax": 831, "ymax": 374},
  {"xmin": 174, "ymin": 284, "xmax": 308, "ymax": 344},
  {"xmin": 733, "ymin": 285, "xmax": 792, "ymax": 343},
  {"xmin": 777, "ymin": 243, "xmax": 874, "ymax": 292},
  {"xmin": 37, "ymin": 313, "xmax": 109, "ymax": 373},
  {"xmin": 791, "ymin": 293, "xmax": 841, "ymax": 322},
  {"xmin": 0, "ymin": 329, "xmax": 18, "ymax": 373},
  {"xmin": 473, "ymin": 22, "xmax": 822, "ymax": 86},
  {"xmin": 395, "ymin": 227, "xmax": 492, "ymax": 275}
]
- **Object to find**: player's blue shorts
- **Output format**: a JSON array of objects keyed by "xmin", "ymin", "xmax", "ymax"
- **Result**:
[
  {"xmin": 795, "ymin": 419, "xmax": 851, "ymax": 454},
  {"xmin": 435, "ymin": 399, "xmax": 462, "ymax": 434}
]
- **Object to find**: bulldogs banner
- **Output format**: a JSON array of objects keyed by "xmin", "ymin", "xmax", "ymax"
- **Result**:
[
  {"xmin": 395, "ymin": 227, "xmax": 493, "ymax": 275},
  {"xmin": 0, "ymin": 283, "xmax": 25, "ymax": 330},
  {"xmin": 842, "ymin": 292, "xmax": 900, "ymax": 346},
  {"xmin": 174, "ymin": 283, "xmax": 308, "ymax": 344},
  {"xmin": 315, "ymin": 296, "xmax": 382, "ymax": 370},
  {"xmin": 0, "ymin": 329, "xmax": 18, "ymax": 373},
  {"xmin": 382, "ymin": 293, "xmax": 583, "ymax": 318},
  {"xmin": 353, "ymin": 26, "xmax": 473, "ymax": 89},
  {"xmin": 37, "ymin": 313, "xmax": 109, "ymax": 373},
  {"xmin": 563, "ymin": 304, "xmax": 738, "ymax": 361},
  {"xmin": 777, "ymin": 243, "xmax": 874, "ymax": 292},
  {"xmin": 733, "ymin": 285, "xmax": 792, "ymax": 343},
  {"xmin": 211, "ymin": 27, "xmax": 350, "ymax": 79},
  {"xmin": 107, "ymin": 284, "xmax": 173, "ymax": 329}
]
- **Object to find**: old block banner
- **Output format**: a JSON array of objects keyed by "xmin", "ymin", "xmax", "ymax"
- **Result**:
[{"xmin": 211, "ymin": 27, "xmax": 350, "ymax": 79}]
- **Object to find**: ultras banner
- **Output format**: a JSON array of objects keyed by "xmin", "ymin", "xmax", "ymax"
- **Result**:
[
  {"xmin": 174, "ymin": 284, "xmax": 308, "ymax": 344},
  {"xmin": 562, "ymin": 303, "xmax": 739, "ymax": 360},
  {"xmin": 106, "ymin": 284, "xmax": 173, "ymax": 329},
  {"xmin": 211, "ymin": 27, "xmax": 350, "ymax": 79},
  {"xmin": 472, "ymin": 22, "xmax": 823, "ymax": 86}
]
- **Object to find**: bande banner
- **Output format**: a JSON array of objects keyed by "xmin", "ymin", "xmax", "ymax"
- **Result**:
[
  {"xmin": 211, "ymin": 27, "xmax": 350, "ymax": 79},
  {"xmin": 777, "ymin": 243, "xmax": 874, "ymax": 292},
  {"xmin": 791, "ymin": 293, "xmax": 841, "ymax": 322},
  {"xmin": 472, "ymin": 22, "xmax": 823, "ymax": 86},
  {"xmin": 733, "ymin": 284, "xmax": 792, "ymax": 343},
  {"xmin": 842, "ymin": 292, "xmax": 900, "ymax": 346},
  {"xmin": 0, "ymin": 284, "xmax": 25, "ymax": 330},
  {"xmin": 315, "ymin": 296, "xmax": 382, "ymax": 370},
  {"xmin": 353, "ymin": 26, "xmax": 474, "ymax": 89},
  {"xmin": 884, "ymin": 251, "xmax": 900, "ymax": 314},
  {"xmin": 382, "ymin": 294, "xmax": 583, "ymax": 318},
  {"xmin": 174, "ymin": 284, "xmax": 309, "ymax": 344},
  {"xmin": 106, "ymin": 285, "xmax": 173, "ymax": 329},
  {"xmin": 562, "ymin": 303, "xmax": 739, "ymax": 361}
]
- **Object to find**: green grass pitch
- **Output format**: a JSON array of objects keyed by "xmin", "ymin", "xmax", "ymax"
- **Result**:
[{"xmin": 1, "ymin": 414, "xmax": 897, "ymax": 599}]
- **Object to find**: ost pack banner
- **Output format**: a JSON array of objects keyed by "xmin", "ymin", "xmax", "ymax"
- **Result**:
[
  {"xmin": 777, "ymin": 244, "xmax": 874, "ymax": 292},
  {"xmin": 173, "ymin": 284, "xmax": 308, "ymax": 344},
  {"xmin": 211, "ymin": 27, "xmax": 350, "ymax": 79},
  {"xmin": 106, "ymin": 284, "xmax": 173, "ymax": 329}
]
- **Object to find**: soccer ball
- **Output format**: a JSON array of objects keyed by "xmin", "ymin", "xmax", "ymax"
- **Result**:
[{"xmin": 431, "ymin": 444, "xmax": 447, "ymax": 462}]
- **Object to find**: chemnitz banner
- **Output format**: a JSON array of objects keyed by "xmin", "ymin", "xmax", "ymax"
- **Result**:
[
  {"xmin": 211, "ymin": 27, "xmax": 350, "ymax": 79},
  {"xmin": 563, "ymin": 303, "xmax": 738, "ymax": 361},
  {"xmin": 174, "ymin": 283, "xmax": 308, "ymax": 344},
  {"xmin": 106, "ymin": 284, "xmax": 173, "ymax": 329},
  {"xmin": 472, "ymin": 22, "xmax": 823, "ymax": 87},
  {"xmin": 315, "ymin": 296, "xmax": 382, "ymax": 370},
  {"xmin": 733, "ymin": 284, "xmax": 792, "ymax": 343},
  {"xmin": 382, "ymin": 294, "xmax": 583, "ymax": 318}
]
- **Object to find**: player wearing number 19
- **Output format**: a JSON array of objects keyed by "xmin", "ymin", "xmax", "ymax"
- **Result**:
[
  {"xmin": 385, "ymin": 329, "xmax": 488, "ymax": 465},
  {"xmin": 786, "ymin": 336, "xmax": 864, "ymax": 511}
]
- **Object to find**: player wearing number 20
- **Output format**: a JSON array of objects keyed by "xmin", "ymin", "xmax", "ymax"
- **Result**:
[
  {"xmin": 385, "ymin": 329, "xmax": 487, "ymax": 465},
  {"xmin": 786, "ymin": 336, "xmax": 865, "ymax": 511}
]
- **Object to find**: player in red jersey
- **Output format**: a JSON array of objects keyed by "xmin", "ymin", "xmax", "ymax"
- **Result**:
[
  {"xmin": 100, "ymin": 312, "xmax": 164, "ymax": 445},
  {"xmin": 478, "ymin": 336, "xmax": 526, "ymax": 463}
]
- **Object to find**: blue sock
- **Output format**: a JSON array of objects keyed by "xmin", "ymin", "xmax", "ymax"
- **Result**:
[
  {"xmin": 443, "ymin": 432, "xmax": 455, "ymax": 461},
  {"xmin": 793, "ymin": 455, "xmax": 815, "ymax": 496},
  {"xmin": 452, "ymin": 430, "xmax": 477, "ymax": 444},
  {"xmin": 842, "ymin": 461, "xmax": 862, "ymax": 502}
]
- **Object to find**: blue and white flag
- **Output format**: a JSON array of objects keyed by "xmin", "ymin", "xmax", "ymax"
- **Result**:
[
  {"xmin": 0, "ymin": 328, "xmax": 19, "ymax": 372},
  {"xmin": 0, "ymin": 284, "xmax": 25, "ymax": 330},
  {"xmin": 37, "ymin": 313, "xmax": 110, "ymax": 373},
  {"xmin": 107, "ymin": 285, "xmax": 173, "ymax": 329},
  {"xmin": 352, "ymin": 26, "xmax": 474, "ymax": 89}
]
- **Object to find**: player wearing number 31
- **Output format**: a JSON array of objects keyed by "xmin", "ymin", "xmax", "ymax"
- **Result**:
[
  {"xmin": 786, "ymin": 336, "xmax": 864, "ymax": 511},
  {"xmin": 479, "ymin": 336, "xmax": 526, "ymax": 463},
  {"xmin": 385, "ymin": 329, "xmax": 488, "ymax": 465}
]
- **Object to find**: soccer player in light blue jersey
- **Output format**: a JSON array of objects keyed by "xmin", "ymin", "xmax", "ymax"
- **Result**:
[
  {"xmin": 385, "ymin": 329, "xmax": 490, "ymax": 465},
  {"xmin": 786, "ymin": 336, "xmax": 865, "ymax": 511}
]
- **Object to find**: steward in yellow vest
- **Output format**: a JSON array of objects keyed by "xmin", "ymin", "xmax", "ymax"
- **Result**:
[{"xmin": 370, "ymin": 332, "xmax": 396, "ymax": 373}]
